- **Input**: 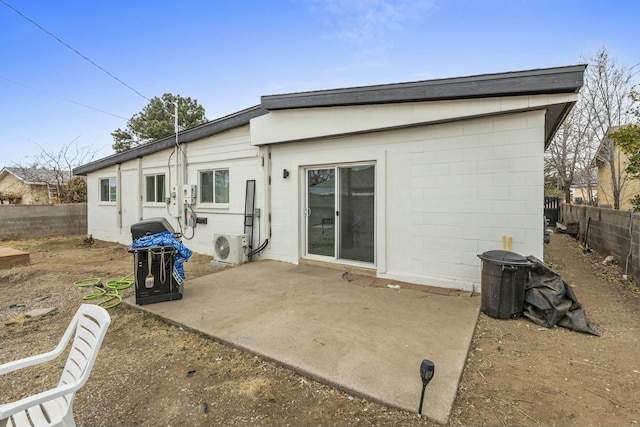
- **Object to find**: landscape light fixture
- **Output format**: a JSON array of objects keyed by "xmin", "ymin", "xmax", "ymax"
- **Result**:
[{"xmin": 417, "ymin": 359, "xmax": 435, "ymax": 418}]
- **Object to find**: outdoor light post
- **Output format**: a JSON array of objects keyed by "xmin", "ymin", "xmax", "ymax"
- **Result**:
[
  {"xmin": 417, "ymin": 359, "xmax": 435, "ymax": 418},
  {"xmin": 162, "ymin": 99, "xmax": 184, "ymax": 223}
]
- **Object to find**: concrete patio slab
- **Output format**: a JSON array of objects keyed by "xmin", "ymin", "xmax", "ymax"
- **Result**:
[{"xmin": 124, "ymin": 260, "xmax": 480, "ymax": 424}]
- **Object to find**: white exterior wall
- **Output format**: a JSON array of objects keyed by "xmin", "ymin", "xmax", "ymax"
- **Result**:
[
  {"xmin": 251, "ymin": 94, "xmax": 574, "ymax": 146},
  {"xmin": 85, "ymin": 92, "xmax": 574, "ymax": 292},
  {"xmin": 261, "ymin": 108, "xmax": 547, "ymax": 292},
  {"xmin": 87, "ymin": 166, "xmax": 118, "ymax": 242},
  {"xmin": 182, "ymin": 127, "xmax": 265, "ymax": 255},
  {"xmin": 86, "ymin": 126, "xmax": 266, "ymax": 256}
]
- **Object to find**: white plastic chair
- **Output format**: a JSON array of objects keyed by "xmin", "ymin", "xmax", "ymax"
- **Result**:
[{"xmin": 0, "ymin": 304, "xmax": 111, "ymax": 427}]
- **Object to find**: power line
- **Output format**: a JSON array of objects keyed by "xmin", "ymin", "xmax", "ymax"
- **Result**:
[
  {"xmin": 0, "ymin": 74, "xmax": 129, "ymax": 120},
  {"xmin": 0, "ymin": 0, "xmax": 150, "ymax": 102}
]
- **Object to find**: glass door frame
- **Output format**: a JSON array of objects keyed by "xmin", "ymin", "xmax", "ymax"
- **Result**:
[
  {"xmin": 303, "ymin": 161, "xmax": 376, "ymax": 266},
  {"xmin": 305, "ymin": 167, "xmax": 336, "ymax": 259}
]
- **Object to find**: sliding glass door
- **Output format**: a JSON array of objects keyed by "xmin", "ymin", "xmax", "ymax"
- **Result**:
[
  {"xmin": 307, "ymin": 168, "xmax": 336, "ymax": 257},
  {"xmin": 306, "ymin": 164, "xmax": 375, "ymax": 263}
]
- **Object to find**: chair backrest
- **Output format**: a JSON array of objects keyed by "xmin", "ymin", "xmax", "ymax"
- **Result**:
[{"xmin": 57, "ymin": 304, "xmax": 111, "ymax": 389}]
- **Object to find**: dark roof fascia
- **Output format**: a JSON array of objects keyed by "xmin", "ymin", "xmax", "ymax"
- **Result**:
[
  {"xmin": 261, "ymin": 64, "xmax": 587, "ymax": 110},
  {"xmin": 73, "ymin": 105, "xmax": 268, "ymax": 175},
  {"xmin": 74, "ymin": 65, "xmax": 586, "ymax": 176},
  {"xmin": 544, "ymin": 101, "xmax": 577, "ymax": 149}
]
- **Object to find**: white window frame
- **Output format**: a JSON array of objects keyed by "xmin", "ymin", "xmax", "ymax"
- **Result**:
[
  {"xmin": 199, "ymin": 168, "xmax": 229, "ymax": 207},
  {"xmin": 144, "ymin": 173, "xmax": 166, "ymax": 204},
  {"xmin": 99, "ymin": 177, "xmax": 117, "ymax": 203}
]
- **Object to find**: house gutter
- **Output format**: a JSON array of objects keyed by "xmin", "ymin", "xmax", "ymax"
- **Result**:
[
  {"xmin": 266, "ymin": 146, "xmax": 272, "ymax": 243},
  {"xmin": 137, "ymin": 158, "xmax": 143, "ymax": 222}
]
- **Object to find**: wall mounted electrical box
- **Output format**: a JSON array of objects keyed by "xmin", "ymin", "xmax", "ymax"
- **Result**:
[
  {"xmin": 187, "ymin": 211, "xmax": 197, "ymax": 227},
  {"xmin": 168, "ymin": 185, "xmax": 180, "ymax": 217},
  {"xmin": 183, "ymin": 184, "xmax": 197, "ymax": 205}
]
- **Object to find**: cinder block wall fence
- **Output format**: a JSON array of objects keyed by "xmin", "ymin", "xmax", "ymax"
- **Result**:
[
  {"xmin": 0, "ymin": 204, "xmax": 87, "ymax": 240},
  {"xmin": 560, "ymin": 203, "xmax": 640, "ymax": 282},
  {"xmin": 3, "ymin": 202, "xmax": 638, "ymax": 284}
]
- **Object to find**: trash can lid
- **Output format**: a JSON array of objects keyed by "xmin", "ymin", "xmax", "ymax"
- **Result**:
[{"xmin": 477, "ymin": 250, "xmax": 532, "ymax": 266}]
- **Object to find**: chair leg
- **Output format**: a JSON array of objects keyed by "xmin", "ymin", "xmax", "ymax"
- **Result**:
[{"xmin": 58, "ymin": 401, "xmax": 76, "ymax": 427}]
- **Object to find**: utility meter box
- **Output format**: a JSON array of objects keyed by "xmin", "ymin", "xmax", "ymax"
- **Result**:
[{"xmin": 183, "ymin": 184, "xmax": 197, "ymax": 205}]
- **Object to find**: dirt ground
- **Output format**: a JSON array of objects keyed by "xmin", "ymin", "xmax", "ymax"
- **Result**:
[{"xmin": 1, "ymin": 232, "xmax": 639, "ymax": 426}]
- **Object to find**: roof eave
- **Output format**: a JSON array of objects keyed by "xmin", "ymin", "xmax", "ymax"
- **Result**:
[
  {"xmin": 545, "ymin": 101, "xmax": 578, "ymax": 149},
  {"xmin": 74, "ymin": 105, "xmax": 268, "ymax": 175},
  {"xmin": 74, "ymin": 64, "xmax": 586, "ymax": 175},
  {"xmin": 261, "ymin": 64, "xmax": 586, "ymax": 110}
]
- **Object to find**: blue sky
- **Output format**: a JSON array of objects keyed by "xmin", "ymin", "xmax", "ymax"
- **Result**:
[{"xmin": 1, "ymin": 0, "xmax": 639, "ymax": 169}]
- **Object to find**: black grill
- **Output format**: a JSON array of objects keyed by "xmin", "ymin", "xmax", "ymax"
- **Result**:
[{"xmin": 130, "ymin": 217, "xmax": 175, "ymax": 241}]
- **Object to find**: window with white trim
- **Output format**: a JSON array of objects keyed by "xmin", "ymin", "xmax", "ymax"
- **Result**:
[
  {"xmin": 145, "ymin": 174, "xmax": 166, "ymax": 203},
  {"xmin": 200, "ymin": 169, "xmax": 229, "ymax": 205},
  {"xmin": 99, "ymin": 177, "xmax": 116, "ymax": 202}
]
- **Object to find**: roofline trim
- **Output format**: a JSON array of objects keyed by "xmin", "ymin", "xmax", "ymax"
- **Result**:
[
  {"xmin": 261, "ymin": 64, "xmax": 586, "ymax": 110},
  {"xmin": 74, "ymin": 64, "xmax": 586, "ymax": 175},
  {"xmin": 74, "ymin": 105, "xmax": 268, "ymax": 175}
]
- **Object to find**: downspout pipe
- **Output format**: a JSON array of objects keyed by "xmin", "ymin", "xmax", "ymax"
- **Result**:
[{"xmin": 116, "ymin": 163, "xmax": 122, "ymax": 229}]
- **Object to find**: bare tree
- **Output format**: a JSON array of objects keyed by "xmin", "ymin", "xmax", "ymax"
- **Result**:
[
  {"xmin": 585, "ymin": 48, "xmax": 639, "ymax": 209},
  {"xmin": 546, "ymin": 48, "xmax": 638, "ymax": 208},
  {"xmin": 545, "ymin": 100, "xmax": 594, "ymax": 203},
  {"xmin": 14, "ymin": 140, "xmax": 97, "ymax": 203}
]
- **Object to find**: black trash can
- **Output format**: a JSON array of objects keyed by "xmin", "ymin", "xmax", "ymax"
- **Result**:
[{"xmin": 477, "ymin": 250, "xmax": 532, "ymax": 319}]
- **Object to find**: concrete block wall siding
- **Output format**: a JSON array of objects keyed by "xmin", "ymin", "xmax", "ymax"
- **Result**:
[
  {"xmin": 266, "ymin": 110, "xmax": 546, "ymax": 292},
  {"xmin": 560, "ymin": 203, "xmax": 640, "ymax": 282},
  {"xmin": 85, "ymin": 125, "xmax": 265, "ymax": 254},
  {"xmin": 0, "ymin": 204, "xmax": 87, "ymax": 240}
]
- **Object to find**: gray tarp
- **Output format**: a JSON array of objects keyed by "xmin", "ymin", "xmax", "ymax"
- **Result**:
[{"xmin": 524, "ymin": 256, "xmax": 600, "ymax": 336}]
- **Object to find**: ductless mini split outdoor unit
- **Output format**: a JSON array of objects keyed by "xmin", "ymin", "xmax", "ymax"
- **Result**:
[{"xmin": 213, "ymin": 234, "xmax": 248, "ymax": 265}]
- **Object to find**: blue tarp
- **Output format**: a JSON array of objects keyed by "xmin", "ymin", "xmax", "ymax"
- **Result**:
[{"xmin": 131, "ymin": 231, "xmax": 193, "ymax": 284}]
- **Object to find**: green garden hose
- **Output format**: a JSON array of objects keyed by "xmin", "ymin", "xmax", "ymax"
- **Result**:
[{"xmin": 73, "ymin": 274, "xmax": 134, "ymax": 309}]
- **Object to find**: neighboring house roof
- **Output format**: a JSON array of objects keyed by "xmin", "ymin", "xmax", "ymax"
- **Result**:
[
  {"xmin": 0, "ymin": 167, "xmax": 52, "ymax": 185},
  {"xmin": 74, "ymin": 64, "xmax": 586, "ymax": 176}
]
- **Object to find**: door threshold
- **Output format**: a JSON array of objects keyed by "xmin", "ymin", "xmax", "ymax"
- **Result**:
[{"xmin": 299, "ymin": 258, "xmax": 376, "ymax": 277}]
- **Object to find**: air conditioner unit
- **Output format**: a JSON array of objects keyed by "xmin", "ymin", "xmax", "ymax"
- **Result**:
[{"xmin": 213, "ymin": 234, "xmax": 248, "ymax": 265}]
